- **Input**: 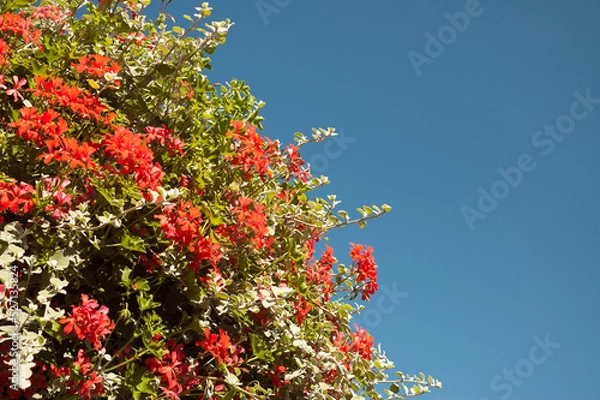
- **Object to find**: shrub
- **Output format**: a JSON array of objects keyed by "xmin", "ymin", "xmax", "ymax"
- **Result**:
[{"xmin": 0, "ymin": 0, "xmax": 441, "ymax": 398}]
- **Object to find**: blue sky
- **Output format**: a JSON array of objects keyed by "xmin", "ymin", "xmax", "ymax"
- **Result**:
[{"xmin": 157, "ymin": 1, "xmax": 599, "ymax": 399}]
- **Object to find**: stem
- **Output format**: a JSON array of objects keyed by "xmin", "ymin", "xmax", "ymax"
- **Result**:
[{"xmin": 103, "ymin": 348, "xmax": 150, "ymax": 373}]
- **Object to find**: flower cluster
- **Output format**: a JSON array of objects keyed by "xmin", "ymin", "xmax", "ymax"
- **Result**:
[
  {"xmin": 331, "ymin": 326, "xmax": 375, "ymax": 376},
  {"xmin": 145, "ymin": 340, "xmax": 190, "ymax": 398},
  {"xmin": 0, "ymin": 179, "xmax": 34, "ymax": 220},
  {"xmin": 226, "ymin": 121, "xmax": 278, "ymax": 179},
  {"xmin": 71, "ymin": 54, "xmax": 122, "ymax": 80},
  {"xmin": 230, "ymin": 196, "xmax": 272, "ymax": 249},
  {"xmin": 42, "ymin": 177, "xmax": 73, "ymax": 219},
  {"xmin": 156, "ymin": 200, "xmax": 222, "ymax": 266},
  {"xmin": 31, "ymin": 5, "xmax": 69, "ymax": 22},
  {"xmin": 285, "ymin": 144, "xmax": 310, "ymax": 182},
  {"xmin": 58, "ymin": 294, "xmax": 116, "ymax": 350},
  {"xmin": 41, "ymin": 136, "xmax": 97, "ymax": 170},
  {"xmin": 10, "ymin": 107, "xmax": 68, "ymax": 146},
  {"xmin": 350, "ymin": 242, "xmax": 379, "ymax": 300},
  {"xmin": 145, "ymin": 125, "xmax": 186, "ymax": 156},
  {"xmin": 67, "ymin": 350, "xmax": 105, "ymax": 400},
  {"xmin": 32, "ymin": 76, "xmax": 108, "ymax": 122},
  {"xmin": 0, "ymin": 11, "xmax": 41, "ymax": 45},
  {"xmin": 102, "ymin": 126, "xmax": 164, "ymax": 192},
  {"xmin": 307, "ymin": 245, "xmax": 336, "ymax": 302},
  {"xmin": 197, "ymin": 328, "xmax": 244, "ymax": 366}
]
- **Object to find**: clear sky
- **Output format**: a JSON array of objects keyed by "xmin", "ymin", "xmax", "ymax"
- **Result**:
[{"xmin": 154, "ymin": 1, "xmax": 600, "ymax": 399}]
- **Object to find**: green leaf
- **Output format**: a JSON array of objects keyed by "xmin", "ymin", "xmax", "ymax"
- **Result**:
[
  {"xmin": 133, "ymin": 278, "xmax": 150, "ymax": 292},
  {"xmin": 94, "ymin": 185, "xmax": 113, "ymax": 204},
  {"xmin": 121, "ymin": 266, "xmax": 132, "ymax": 287},
  {"xmin": 128, "ymin": 366, "xmax": 157, "ymax": 400},
  {"xmin": 136, "ymin": 376, "xmax": 156, "ymax": 396},
  {"xmin": 250, "ymin": 333, "xmax": 274, "ymax": 362},
  {"xmin": 137, "ymin": 293, "xmax": 160, "ymax": 311},
  {"xmin": 121, "ymin": 233, "xmax": 146, "ymax": 252},
  {"xmin": 5, "ymin": 0, "xmax": 37, "ymax": 11},
  {"xmin": 222, "ymin": 390, "xmax": 236, "ymax": 400}
]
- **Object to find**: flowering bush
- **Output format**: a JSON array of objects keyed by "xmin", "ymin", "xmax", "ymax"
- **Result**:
[{"xmin": 0, "ymin": 0, "xmax": 442, "ymax": 398}]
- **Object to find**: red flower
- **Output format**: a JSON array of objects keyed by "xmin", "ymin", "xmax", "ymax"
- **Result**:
[
  {"xmin": 10, "ymin": 107, "xmax": 68, "ymax": 146},
  {"xmin": 350, "ymin": 326, "xmax": 374, "ymax": 360},
  {"xmin": 31, "ymin": 5, "xmax": 69, "ymax": 22},
  {"xmin": 42, "ymin": 177, "xmax": 73, "ymax": 219},
  {"xmin": 156, "ymin": 200, "xmax": 222, "ymax": 266},
  {"xmin": 0, "ymin": 12, "xmax": 42, "ymax": 45},
  {"xmin": 0, "ymin": 39, "xmax": 10, "ymax": 65},
  {"xmin": 73, "ymin": 349, "xmax": 92, "ymax": 375},
  {"xmin": 295, "ymin": 297, "xmax": 311, "ymax": 324},
  {"xmin": 102, "ymin": 126, "xmax": 153, "ymax": 173},
  {"xmin": 102, "ymin": 126, "xmax": 164, "ymax": 192},
  {"xmin": 196, "ymin": 328, "xmax": 243, "ymax": 365},
  {"xmin": 145, "ymin": 125, "xmax": 185, "ymax": 156},
  {"xmin": 40, "ymin": 137, "xmax": 97, "ymax": 170},
  {"xmin": 70, "ymin": 370, "xmax": 103, "ymax": 400},
  {"xmin": 58, "ymin": 294, "xmax": 115, "ymax": 350},
  {"xmin": 225, "ymin": 121, "xmax": 278, "ymax": 179},
  {"xmin": 349, "ymin": 243, "xmax": 378, "ymax": 300},
  {"xmin": 230, "ymin": 196, "xmax": 271, "ymax": 249},
  {"xmin": 285, "ymin": 144, "xmax": 310, "ymax": 182},
  {"xmin": 32, "ymin": 76, "xmax": 108, "ymax": 121},
  {"xmin": 5, "ymin": 75, "xmax": 26, "ymax": 102},
  {"xmin": 0, "ymin": 179, "xmax": 35, "ymax": 216},
  {"xmin": 49, "ymin": 364, "xmax": 70, "ymax": 378},
  {"xmin": 307, "ymin": 245, "xmax": 336, "ymax": 302},
  {"xmin": 265, "ymin": 365, "xmax": 289, "ymax": 388},
  {"xmin": 145, "ymin": 340, "xmax": 189, "ymax": 398},
  {"xmin": 71, "ymin": 54, "xmax": 121, "ymax": 79}
]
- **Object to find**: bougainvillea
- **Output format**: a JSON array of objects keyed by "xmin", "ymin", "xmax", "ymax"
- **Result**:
[{"xmin": 0, "ymin": 0, "xmax": 441, "ymax": 399}]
